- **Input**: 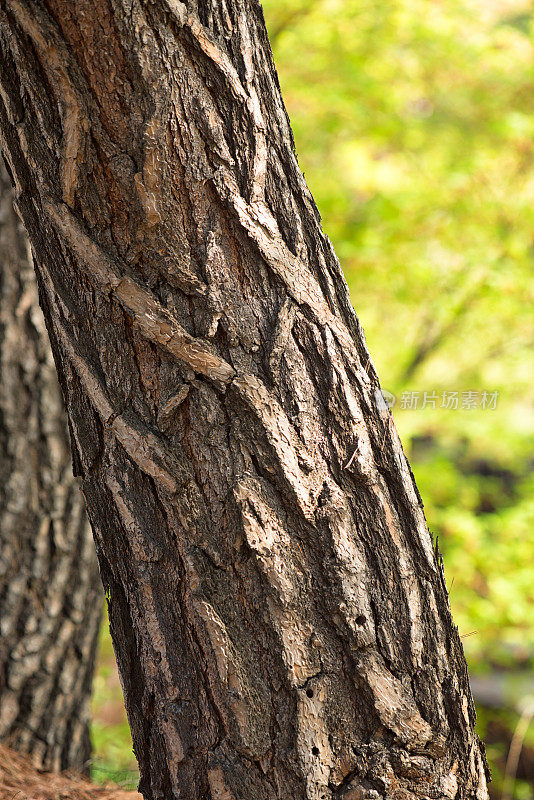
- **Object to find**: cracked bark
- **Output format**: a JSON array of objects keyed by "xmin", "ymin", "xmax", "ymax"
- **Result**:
[
  {"xmin": 0, "ymin": 163, "xmax": 102, "ymax": 771},
  {"xmin": 0, "ymin": 1, "xmax": 488, "ymax": 798}
]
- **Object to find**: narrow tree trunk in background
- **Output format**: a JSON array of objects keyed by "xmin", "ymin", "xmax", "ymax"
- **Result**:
[
  {"xmin": 0, "ymin": 2, "xmax": 489, "ymax": 798},
  {"xmin": 0, "ymin": 163, "xmax": 102, "ymax": 772}
]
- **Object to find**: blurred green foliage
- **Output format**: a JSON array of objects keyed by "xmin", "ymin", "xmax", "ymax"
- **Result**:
[
  {"xmin": 91, "ymin": 0, "xmax": 534, "ymax": 795},
  {"xmin": 91, "ymin": 608, "xmax": 139, "ymax": 787},
  {"xmin": 262, "ymin": 0, "xmax": 534, "ymax": 669}
]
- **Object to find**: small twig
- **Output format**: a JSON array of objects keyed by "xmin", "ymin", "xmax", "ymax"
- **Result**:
[{"xmin": 343, "ymin": 447, "xmax": 358, "ymax": 471}]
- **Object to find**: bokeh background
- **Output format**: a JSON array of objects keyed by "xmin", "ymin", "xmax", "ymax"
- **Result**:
[{"xmin": 90, "ymin": 1, "xmax": 534, "ymax": 796}]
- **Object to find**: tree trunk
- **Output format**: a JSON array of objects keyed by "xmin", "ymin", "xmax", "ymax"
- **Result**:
[
  {"xmin": 0, "ymin": 2, "xmax": 489, "ymax": 798},
  {"xmin": 0, "ymin": 162, "xmax": 102, "ymax": 772}
]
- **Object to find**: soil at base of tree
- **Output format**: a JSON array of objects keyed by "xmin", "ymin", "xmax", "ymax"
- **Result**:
[{"xmin": 0, "ymin": 743, "xmax": 142, "ymax": 800}]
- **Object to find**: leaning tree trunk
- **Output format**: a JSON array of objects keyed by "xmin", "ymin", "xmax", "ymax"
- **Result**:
[
  {"xmin": 0, "ymin": 2, "xmax": 488, "ymax": 799},
  {"xmin": 0, "ymin": 163, "xmax": 102, "ymax": 772}
]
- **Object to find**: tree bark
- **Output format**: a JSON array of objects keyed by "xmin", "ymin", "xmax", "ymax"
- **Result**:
[
  {"xmin": 0, "ymin": 162, "xmax": 102, "ymax": 772},
  {"xmin": 0, "ymin": 2, "xmax": 489, "ymax": 798}
]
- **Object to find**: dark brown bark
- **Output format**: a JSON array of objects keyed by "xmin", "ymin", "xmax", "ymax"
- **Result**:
[
  {"xmin": 0, "ymin": 2, "xmax": 488, "ymax": 799},
  {"xmin": 0, "ymin": 163, "xmax": 101, "ymax": 772}
]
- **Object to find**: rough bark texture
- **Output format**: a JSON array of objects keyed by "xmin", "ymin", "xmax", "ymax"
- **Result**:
[
  {"xmin": 0, "ymin": 163, "xmax": 102, "ymax": 772},
  {"xmin": 0, "ymin": 2, "xmax": 489, "ymax": 799}
]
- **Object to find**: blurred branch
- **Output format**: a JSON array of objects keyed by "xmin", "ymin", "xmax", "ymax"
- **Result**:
[
  {"xmin": 399, "ymin": 281, "xmax": 484, "ymax": 385},
  {"xmin": 502, "ymin": 697, "xmax": 534, "ymax": 800},
  {"xmin": 268, "ymin": 0, "xmax": 322, "ymax": 47},
  {"xmin": 471, "ymin": 675, "xmax": 534, "ymax": 710}
]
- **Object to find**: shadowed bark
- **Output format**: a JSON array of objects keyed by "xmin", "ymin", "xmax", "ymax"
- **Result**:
[
  {"xmin": 0, "ymin": 163, "xmax": 101, "ymax": 772},
  {"xmin": 0, "ymin": 1, "xmax": 488, "ymax": 798}
]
